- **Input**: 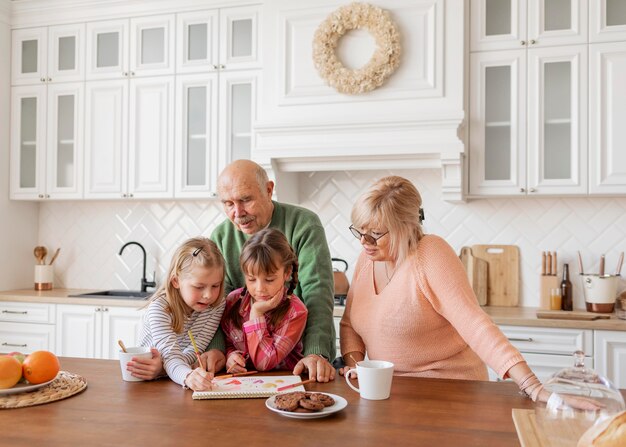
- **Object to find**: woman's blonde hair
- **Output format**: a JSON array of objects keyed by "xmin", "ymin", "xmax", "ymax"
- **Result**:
[
  {"xmin": 351, "ymin": 176, "xmax": 424, "ymax": 264},
  {"xmin": 152, "ymin": 237, "xmax": 225, "ymax": 333}
]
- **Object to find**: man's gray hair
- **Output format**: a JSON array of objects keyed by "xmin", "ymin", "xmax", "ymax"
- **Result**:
[{"xmin": 254, "ymin": 163, "xmax": 270, "ymax": 190}]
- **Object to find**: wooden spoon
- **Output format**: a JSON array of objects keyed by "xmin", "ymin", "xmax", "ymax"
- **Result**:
[
  {"xmin": 118, "ymin": 340, "xmax": 128, "ymax": 353},
  {"xmin": 33, "ymin": 246, "xmax": 47, "ymax": 265}
]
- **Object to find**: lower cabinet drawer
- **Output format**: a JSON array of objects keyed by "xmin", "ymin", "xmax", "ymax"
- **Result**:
[
  {"xmin": 0, "ymin": 322, "xmax": 56, "ymax": 354},
  {"xmin": 0, "ymin": 302, "xmax": 56, "ymax": 324},
  {"xmin": 500, "ymin": 325, "xmax": 593, "ymax": 356}
]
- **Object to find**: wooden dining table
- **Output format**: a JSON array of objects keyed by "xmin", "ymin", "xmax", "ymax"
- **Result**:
[{"xmin": 2, "ymin": 357, "xmax": 539, "ymax": 446}]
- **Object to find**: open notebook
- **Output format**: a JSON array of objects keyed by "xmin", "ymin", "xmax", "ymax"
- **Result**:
[{"xmin": 192, "ymin": 375, "xmax": 305, "ymax": 400}]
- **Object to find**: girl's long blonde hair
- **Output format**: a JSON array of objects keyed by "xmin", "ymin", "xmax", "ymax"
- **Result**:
[
  {"xmin": 151, "ymin": 237, "xmax": 225, "ymax": 333},
  {"xmin": 351, "ymin": 176, "xmax": 425, "ymax": 264}
]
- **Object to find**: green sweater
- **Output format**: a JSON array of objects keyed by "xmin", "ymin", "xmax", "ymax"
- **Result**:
[{"xmin": 208, "ymin": 201, "xmax": 336, "ymax": 361}]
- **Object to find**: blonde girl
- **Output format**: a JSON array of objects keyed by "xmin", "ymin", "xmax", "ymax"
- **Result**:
[
  {"xmin": 221, "ymin": 228, "xmax": 308, "ymax": 372},
  {"xmin": 136, "ymin": 237, "xmax": 226, "ymax": 391}
]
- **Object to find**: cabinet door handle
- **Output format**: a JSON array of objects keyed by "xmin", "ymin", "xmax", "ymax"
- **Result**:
[
  {"xmin": 530, "ymin": 39, "xmax": 536, "ymax": 45},
  {"xmin": 2, "ymin": 342, "xmax": 28, "ymax": 347},
  {"xmin": 103, "ymin": 308, "xmax": 109, "ymax": 312},
  {"xmin": 2, "ymin": 310, "xmax": 28, "ymax": 315},
  {"xmin": 529, "ymin": 188, "xmax": 536, "ymax": 193},
  {"xmin": 520, "ymin": 40, "xmax": 526, "ymax": 46},
  {"xmin": 508, "ymin": 337, "xmax": 534, "ymax": 342},
  {"xmin": 519, "ymin": 188, "xmax": 526, "ymax": 193},
  {"xmin": 95, "ymin": 308, "xmax": 101, "ymax": 312}
]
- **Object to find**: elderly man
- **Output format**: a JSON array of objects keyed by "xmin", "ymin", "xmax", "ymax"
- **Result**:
[
  {"xmin": 126, "ymin": 160, "xmax": 336, "ymax": 383},
  {"xmin": 208, "ymin": 160, "xmax": 336, "ymax": 382}
]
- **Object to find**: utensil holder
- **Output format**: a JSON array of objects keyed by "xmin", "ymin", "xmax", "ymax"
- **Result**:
[
  {"xmin": 580, "ymin": 274, "xmax": 620, "ymax": 313},
  {"xmin": 34, "ymin": 265, "xmax": 53, "ymax": 291},
  {"xmin": 540, "ymin": 275, "xmax": 560, "ymax": 310}
]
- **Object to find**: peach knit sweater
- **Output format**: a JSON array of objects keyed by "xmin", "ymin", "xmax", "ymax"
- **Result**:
[{"xmin": 340, "ymin": 235, "xmax": 525, "ymax": 380}]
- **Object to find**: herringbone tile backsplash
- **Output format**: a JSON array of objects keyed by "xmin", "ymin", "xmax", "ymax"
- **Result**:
[{"xmin": 40, "ymin": 169, "xmax": 626, "ymax": 308}]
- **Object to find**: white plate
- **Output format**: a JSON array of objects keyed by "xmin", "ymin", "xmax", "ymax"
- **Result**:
[
  {"xmin": 265, "ymin": 392, "xmax": 347, "ymax": 419},
  {"xmin": 0, "ymin": 377, "xmax": 55, "ymax": 396}
]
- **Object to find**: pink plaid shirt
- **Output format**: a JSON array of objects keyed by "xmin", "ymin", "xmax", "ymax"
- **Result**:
[{"xmin": 221, "ymin": 287, "xmax": 308, "ymax": 371}]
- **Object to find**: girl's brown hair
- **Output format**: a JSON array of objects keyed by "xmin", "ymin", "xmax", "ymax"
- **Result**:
[
  {"xmin": 227, "ymin": 228, "xmax": 298, "ymax": 328},
  {"xmin": 150, "ymin": 237, "xmax": 225, "ymax": 333},
  {"xmin": 351, "ymin": 176, "xmax": 425, "ymax": 264}
]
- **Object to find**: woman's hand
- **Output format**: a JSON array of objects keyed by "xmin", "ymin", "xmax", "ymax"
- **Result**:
[
  {"xmin": 338, "ymin": 365, "xmax": 355, "ymax": 377},
  {"xmin": 201, "ymin": 349, "xmax": 226, "ymax": 374},
  {"xmin": 127, "ymin": 348, "xmax": 163, "ymax": 380},
  {"xmin": 292, "ymin": 354, "xmax": 335, "ymax": 382},
  {"xmin": 250, "ymin": 289, "xmax": 284, "ymax": 319},
  {"xmin": 226, "ymin": 352, "xmax": 247, "ymax": 374},
  {"xmin": 184, "ymin": 367, "xmax": 214, "ymax": 391}
]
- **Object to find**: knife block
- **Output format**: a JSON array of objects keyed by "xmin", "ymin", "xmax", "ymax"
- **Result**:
[{"xmin": 540, "ymin": 275, "xmax": 559, "ymax": 310}]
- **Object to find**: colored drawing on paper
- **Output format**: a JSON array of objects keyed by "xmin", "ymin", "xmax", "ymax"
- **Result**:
[{"xmin": 212, "ymin": 376, "xmax": 292, "ymax": 392}]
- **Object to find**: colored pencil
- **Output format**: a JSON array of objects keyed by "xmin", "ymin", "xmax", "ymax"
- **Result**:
[
  {"xmin": 276, "ymin": 378, "xmax": 316, "ymax": 392},
  {"xmin": 187, "ymin": 329, "xmax": 205, "ymax": 371},
  {"xmin": 214, "ymin": 370, "xmax": 258, "ymax": 380}
]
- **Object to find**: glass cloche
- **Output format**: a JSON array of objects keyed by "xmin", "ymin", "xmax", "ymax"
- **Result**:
[{"xmin": 535, "ymin": 351, "xmax": 625, "ymax": 446}]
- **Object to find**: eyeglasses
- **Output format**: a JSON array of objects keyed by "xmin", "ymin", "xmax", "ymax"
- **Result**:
[{"xmin": 348, "ymin": 225, "xmax": 389, "ymax": 246}]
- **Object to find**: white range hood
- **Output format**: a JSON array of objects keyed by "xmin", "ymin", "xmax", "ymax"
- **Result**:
[{"xmin": 253, "ymin": 0, "xmax": 466, "ymax": 202}]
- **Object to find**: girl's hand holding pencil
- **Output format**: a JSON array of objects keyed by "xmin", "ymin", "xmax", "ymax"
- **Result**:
[
  {"xmin": 184, "ymin": 329, "xmax": 214, "ymax": 391},
  {"xmin": 225, "ymin": 351, "xmax": 249, "ymax": 374}
]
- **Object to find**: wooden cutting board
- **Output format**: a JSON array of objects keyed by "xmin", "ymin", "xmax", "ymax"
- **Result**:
[
  {"xmin": 536, "ymin": 310, "xmax": 611, "ymax": 321},
  {"xmin": 459, "ymin": 247, "xmax": 488, "ymax": 305},
  {"xmin": 512, "ymin": 408, "xmax": 590, "ymax": 447},
  {"xmin": 472, "ymin": 245, "xmax": 520, "ymax": 306}
]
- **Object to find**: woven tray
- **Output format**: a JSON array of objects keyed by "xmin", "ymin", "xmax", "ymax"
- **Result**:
[{"xmin": 0, "ymin": 371, "xmax": 87, "ymax": 409}]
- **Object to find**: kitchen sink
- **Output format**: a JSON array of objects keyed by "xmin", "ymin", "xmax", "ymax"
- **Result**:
[{"xmin": 69, "ymin": 290, "xmax": 153, "ymax": 300}]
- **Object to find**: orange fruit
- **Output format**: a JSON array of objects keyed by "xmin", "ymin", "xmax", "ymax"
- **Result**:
[
  {"xmin": 22, "ymin": 351, "xmax": 60, "ymax": 384},
  {"xmin": 0, "ymin": 355, "xmax": 23, "ymax": 389}
]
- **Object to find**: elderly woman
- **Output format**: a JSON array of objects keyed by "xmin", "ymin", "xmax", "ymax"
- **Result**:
[{"xmin": 339, "ymin": 175, "xmax": 548, "ymax": 403}]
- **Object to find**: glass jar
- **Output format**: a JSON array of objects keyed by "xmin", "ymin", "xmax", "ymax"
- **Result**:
[{"xmin": 535, "ymin": 351, "xmax": 625, "ymax": 446}]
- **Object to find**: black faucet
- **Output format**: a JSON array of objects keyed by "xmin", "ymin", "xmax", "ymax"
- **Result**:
[{"xmin": 118, "ymin": 241, "xmax": 156, "ymax": 292}]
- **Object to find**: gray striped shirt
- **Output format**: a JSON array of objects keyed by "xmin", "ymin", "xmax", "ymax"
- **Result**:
[{"xmin": 138, "ymin": 293, "xmax": 225, "ymax": 386}]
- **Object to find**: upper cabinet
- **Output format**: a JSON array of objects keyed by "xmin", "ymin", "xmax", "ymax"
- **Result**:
[
  {"xmin": 470, "ymin": 0, "xmax": 587, "ymax": 52},
  {"xmin": 176, "ymin": 5, "xmax": 260, "ymax": 74},
  {"xmin": 85, "ymin": 14, "xmax": 175, "ymax": 80},
  {"xmin": 589, "ymin": 0, "xmax": 626, "ymax": 42},
  {"xmin": 12, "ymin": 23, "xmax": 85, "ymax": 85},
  {"xmin": 174, "ymin": 5, "xmax": 261, "ymax": 198},
  {"xmin": 469, "ymin": 0, "xmax": 626, "ymax": 197}
]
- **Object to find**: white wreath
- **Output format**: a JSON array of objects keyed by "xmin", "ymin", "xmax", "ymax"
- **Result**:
[{"xmin": 312, "ymin": 2, "xmax": 401, "ymax": 95}]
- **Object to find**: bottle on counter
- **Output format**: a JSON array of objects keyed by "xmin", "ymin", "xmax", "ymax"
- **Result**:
[{"xmin": 561, "ymin": 263, "xmax": 573, "ymax": 311}]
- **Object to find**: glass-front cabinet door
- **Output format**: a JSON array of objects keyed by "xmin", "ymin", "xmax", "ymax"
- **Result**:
[
  {"xmin": 527, "ymin": 46, "xmax": 587, "ymax": 194},
  {"xmin": 175, "ymin": 74, "xmax": 219, "ymax": 198},
  {"xmin": 10, "ymin": 86, "xmax": 46, "ymax": 199},
  {"xmin": 220, "ymin": 5, "xmax": 261, "ymax": 70},
  {"xmin": 47, "ymin": 24, "xmax": 85, "ymax": 82},
  {"xmin": 130, "ymin": 15, "xmax": 175, "ymax": 77},
  {"xmin": 590, "ymin": 0, "xmax": 626, "ymax": 42},
  {"xmin": 469, "ymin": 50, "xmax": 527, "ymax": 195},
  {"xmin": 217, "ymin": 71, "xmax": 258, "ymax": 176},
  {"xmin": 176, "ymin": 10, "xmax": 219, "ymax": 74},
  {"xmin": 86, "ymin": 19, "xmax": 129, "ymax": 80},
  {"xmin": 471, "ymin": 0, "xmax": 586, "ymax": 52},
  {"xmin": 12, "ymin": 28, "xmax": 47, "ymax": 85},
  {"xmin": 46, "ymin": 83, "xmax": 84, "ymax": 198}
]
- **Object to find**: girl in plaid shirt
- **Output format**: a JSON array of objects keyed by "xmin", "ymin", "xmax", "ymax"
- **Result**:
[{"xmin": 221, "ymin": 228, "xmax": 308, "ymax": 372}]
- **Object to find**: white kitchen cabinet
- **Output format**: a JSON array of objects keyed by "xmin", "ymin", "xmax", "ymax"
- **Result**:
[
  {"xmin": 56, "ymin": 304, "xmax": 143, "ymax": 360},
  {"xmin": 333, "ymin": 316, "xmax": 341, "ymax": 357},
  {"xmin": 84, "ymin": 76, "xmax": 174, "ymax": 199},
  {"xmin": 0, "ymin": 302, "xmax": 56, "ymax": 354},
  {"xmin": 589, "ymin": 0, "xmax": 626, "ymax": 43},
  {"xmin": 469, "ymin": 33, "xmax": 588, "ymax": 196},
  {"xmin": 589, "ymin": 41, "xmax": 626, "ymax": 194},
  {"xmin": 176, "ymin": 5, "xmax": 260, "ymax": 74},
  {"xmin": 594, "ymin": 330, "xmax": 626, "ymax": 389},
  {"xmin": 10, "ymin": 82, "xmax": 84, "ymax": 200},
  {"xmin": 470, "ymin": 0, "xmax": 587, "ymax": 52},
  {"xmin": 12, "ymin": 23, "xmax": 84, "ymax": 85},
  {"xmin": 175, "ymin": 67, "xmax": 258, "ymax": 198},
  {"xmin": 488, "ymin": 325, "xmax": 593, "ymax": 382},
  {"xmin": 86, "ymin": 15, "xmax": 175, "ymax": 80}
]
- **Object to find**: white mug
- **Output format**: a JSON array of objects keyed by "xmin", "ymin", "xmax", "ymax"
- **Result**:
[
  {"xmin": 119, "ymin": 347, "xmax": 152, "ymax": 382},
  {"xmin": 345, "ymin": 360, "xmax": 394, "ymax": 400}
]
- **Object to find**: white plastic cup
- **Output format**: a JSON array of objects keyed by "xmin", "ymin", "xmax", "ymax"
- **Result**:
[
  {"xmin": 34, "ymin": 265, "xmax": 53, "ymax": 291},
  {"xmin": 345, "ymin": 360, "xmax": 394, "ymax": 400},
  {"xmin": 119, "ymin": 347, "xmax": 152, "ymax": 382}
]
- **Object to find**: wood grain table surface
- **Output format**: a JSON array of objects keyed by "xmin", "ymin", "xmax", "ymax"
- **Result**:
[{"xmin": 2, "ymin": 357, "xmax": 539, "ymax": 447}]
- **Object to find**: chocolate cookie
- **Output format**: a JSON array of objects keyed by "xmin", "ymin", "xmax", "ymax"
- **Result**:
[
  {"xmin": 309, "ymin": 393, "xmax": 335, "ymax": 407},
  {"xmin": 298, "ymin": 398, "xmax": 325, "ymax": 411},
  {"xmin": 274, "ymin": 392, "xmax": 305, "ymax": 411}
]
